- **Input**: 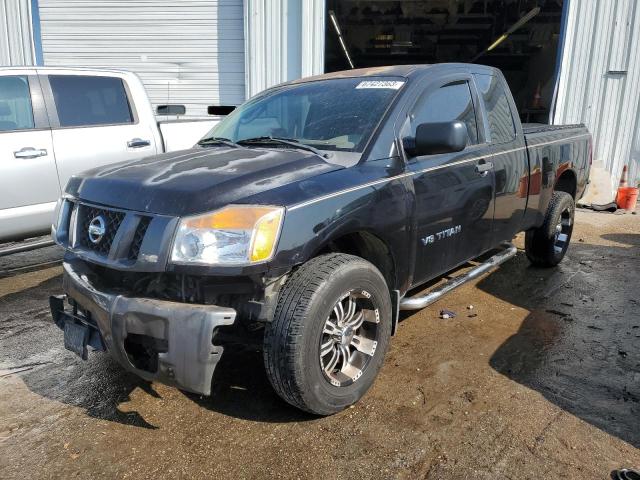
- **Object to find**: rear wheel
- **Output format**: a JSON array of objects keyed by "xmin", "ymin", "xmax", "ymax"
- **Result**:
[
  {"xmin": 263, "ymin": 253, "xmax": 392, "ymax": 415},
  {"xmin": 525, "ymin": 191, "xmax": 575, "ymax": 267}
]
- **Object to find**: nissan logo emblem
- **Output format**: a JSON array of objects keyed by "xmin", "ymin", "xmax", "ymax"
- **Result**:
[{"xmin": 88, "ymin": 215, "xmax": 106, "ymax": 244}]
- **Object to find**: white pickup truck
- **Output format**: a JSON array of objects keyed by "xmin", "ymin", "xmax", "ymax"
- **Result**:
[{"xmin": 0, "ymin": 67, "xmax": 220, "ymax": 247}]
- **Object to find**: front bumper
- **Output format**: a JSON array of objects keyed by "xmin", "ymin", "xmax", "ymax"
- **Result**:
[{"xmin": 50, "ymin": 259, "xmax": 236, "ymax": 395}]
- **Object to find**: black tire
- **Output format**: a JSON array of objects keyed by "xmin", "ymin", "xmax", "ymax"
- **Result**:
[
  {"xmin": 525, "ymin": 191, "xmax": 575, "ymax": 267},
  {"xmin": 263, "ymin": 253, "xmax": 392, "ymax": 415}
]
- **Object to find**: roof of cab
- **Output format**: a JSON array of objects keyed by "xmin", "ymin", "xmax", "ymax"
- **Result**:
[
  {"xmin": 0, "ymin": 66, "xmax": 135, "ymax": 75},
  {"xmin": 287, "ymin": 63, "xmax": 499, "ymax": 86},
  {"xmin": 292, "ymin": 65, "xmax": 423, "ymax": 83}
]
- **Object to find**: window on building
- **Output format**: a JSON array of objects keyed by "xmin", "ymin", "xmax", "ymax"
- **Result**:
[
  {"xmin": 475, "ymin": 74, "xmax": 516, "ymax": 144},
  {"xmin": 0, "ymin": 76, "xmax": 35, "ymax": 132},
  {"xmin": 49, "ymin": 75, "xmax": 134, "ymax": 127},
  {"xmin": 408, "ymin": 81, "xmax": 479, "ymax": 146}
]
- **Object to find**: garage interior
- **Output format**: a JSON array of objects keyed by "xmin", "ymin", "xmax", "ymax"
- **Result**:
[{"xmin": 325, "ymin": 0, "xmax": 565, "ymax": 124}]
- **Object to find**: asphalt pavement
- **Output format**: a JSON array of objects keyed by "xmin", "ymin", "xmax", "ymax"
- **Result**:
[{"xmin": 0, "ymin": 209, "xmax": 638, "ymax": 479}]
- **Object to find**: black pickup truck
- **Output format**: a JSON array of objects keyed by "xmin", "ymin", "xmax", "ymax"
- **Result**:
[{"xmin": 50, "ymin": 64, "xmax": 591, "ymax": 415}]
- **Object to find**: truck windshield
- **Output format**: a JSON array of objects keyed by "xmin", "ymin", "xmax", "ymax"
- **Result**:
[{"xmin": 202, "ymin": 77, "xmax": 405, "ymax": 153}]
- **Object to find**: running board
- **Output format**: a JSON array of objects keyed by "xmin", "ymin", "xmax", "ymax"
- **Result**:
[
  {"xmin": 399, "ymin": 243, "xmax": 517, "ymax": 311},
  {"xmin": 0, "ymin": 239, "xmax": 55, "ymax": 257}
]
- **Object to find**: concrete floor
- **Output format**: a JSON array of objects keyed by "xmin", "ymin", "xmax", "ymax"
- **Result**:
[{"xmin": 0, "ymin": 209, "xmax": 638, "ymax": 479}]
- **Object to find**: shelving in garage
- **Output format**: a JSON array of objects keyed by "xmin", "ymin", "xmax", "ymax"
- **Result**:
[{"xmin": 325, "ymin": 0, "xmax": 565, "ymax": 123}]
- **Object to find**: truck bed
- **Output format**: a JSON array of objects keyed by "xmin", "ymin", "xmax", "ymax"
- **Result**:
[
  {"xmin": 521, "ymin": 122, "xmax": 591, "ymax": 230},
  {"xmin": 158, "ymin": 118, "xmax": 219, "ymax": 152},
  {"xmin": 522, "ymin": 123, "xmax": 585, "ymax": 134}
]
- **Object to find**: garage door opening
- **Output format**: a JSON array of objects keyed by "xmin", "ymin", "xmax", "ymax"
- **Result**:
[{"xmin": 325, "ymin": 0, "xmax": 565, "ymax": 124}]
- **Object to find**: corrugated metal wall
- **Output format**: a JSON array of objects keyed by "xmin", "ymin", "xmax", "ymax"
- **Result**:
[
  {"xmin": 0, "ymin": 0, "xmax": 35, "ymax": 66},
  {"xmin": 38, "ymin": 0, "xmax": 245, "ymax": 116},
  {"xmin": 300, "ymin": 0, "xmax": 325, "ymax": 79},
  {"xmin": 554, "ymin": 0, "xmax": 640, "ymax": 193},
  {"xmin": 244, "ymin": 0, "xmax": 324, "ymax": 98}
]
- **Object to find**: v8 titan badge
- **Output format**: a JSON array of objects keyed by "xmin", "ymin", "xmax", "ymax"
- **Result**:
[{"xmin": 421, "ymin": 225, "xmax": 462, "ymax": 246}]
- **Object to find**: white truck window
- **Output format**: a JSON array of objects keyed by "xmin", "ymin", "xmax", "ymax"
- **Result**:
[
  {"xmin": 49, "ymin": 75, "xmax": 134, "ymax": 128},
  {"xmin": 0, "ymin": 76, "xmax": 35, "ymax": 132}
]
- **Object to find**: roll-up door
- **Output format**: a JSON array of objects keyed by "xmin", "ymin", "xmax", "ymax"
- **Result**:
[{"xmin": 39, "ymin": 0, "xmax": 245, "ymax": 117}]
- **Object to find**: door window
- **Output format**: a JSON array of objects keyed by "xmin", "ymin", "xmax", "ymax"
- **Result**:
[
  {"xmin": 407, "ymin": 81, "xmax": 479, "ymax": 146},
  {"xmin": 49, "ymin": 75, "xmax": 134, "ymax": 127},
  {"xmin": 0, "ymin": 76, "xmax": 35, "ymax": 132},
  {"xmin": 474, "ymin": 75, "xmax": 516, "ymax": 144}
]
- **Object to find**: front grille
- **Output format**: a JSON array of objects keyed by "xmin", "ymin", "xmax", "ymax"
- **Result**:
[
  {"xmin": 128, "ymin": 216, "xmax": 152, "ymax": 260},
  {"xmin": 78, "ymin": 205, "xmax": 125, "ymax": 256}
]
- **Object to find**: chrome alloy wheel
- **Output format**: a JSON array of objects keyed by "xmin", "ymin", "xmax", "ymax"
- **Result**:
[
  {"xmin": 319, "ymin": 290, "xmax": 380, "ymax": 387},
  {"xmin": 554, "ymin": 206, "xmax": 573, "ymax": 254}
]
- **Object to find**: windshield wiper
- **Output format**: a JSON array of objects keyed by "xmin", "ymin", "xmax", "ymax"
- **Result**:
[
  {"xmin": 197, "ymin": 137, "xmax": 243, "ymax": 148},
  {"xmin": 237, "ymin": 136, "xmax": 329, "ymax": 158}
]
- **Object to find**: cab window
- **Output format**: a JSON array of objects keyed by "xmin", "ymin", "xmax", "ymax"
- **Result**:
[
  {"xmin": 406, "ymin": 81, "xmax": 479, "ymax": 146},
  {"xmin": 0, "ymin": 76, "xmax": 35, "ymax": 132},
  {"xmin": 49, "ymin": 75, "xmax": 134, "ymax": 128},
  {"xmin": 474, "ymin": 74, "xmax": 516, "ymax": 144}
]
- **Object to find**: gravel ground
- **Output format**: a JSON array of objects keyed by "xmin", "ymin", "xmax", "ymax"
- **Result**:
[{"xmin": 0, "ymin": 209, "xmax": 638, "ymax": 479}]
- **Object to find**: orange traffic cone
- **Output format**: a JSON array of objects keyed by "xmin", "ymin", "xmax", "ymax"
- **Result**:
[
  {"xmin": 615, "ymin": 165, "xmax": 639, "ymax": 210},
  {"xmin": 618, "ymin": 165, "xmax": 628, "ymax": 188}
]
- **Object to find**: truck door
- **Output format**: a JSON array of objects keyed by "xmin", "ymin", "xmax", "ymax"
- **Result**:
[
  {"xmin": 0, "ymin": 72, "xmax": 60, "ymax": 241},
  {"xmin": 41, "ymin": 72, "xmax": 160, "ymax": 189},
  {"xmin": 401, "ymin": 77, "xmax": 496, "ymax": 286},
  {"xmin": 473, "ymin": 74, "xmax": 528, "ymax": 245}
]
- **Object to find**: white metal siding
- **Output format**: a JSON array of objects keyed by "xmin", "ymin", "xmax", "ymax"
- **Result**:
[
  {"xmin": 0, "ymin": 0, "xmax": 35, "ymax": 66},
  {"xmin": 38, "ymin": 0, "xmax": 245, "ymax": 116},
  {"xmin": 244, "ymin": 0, "xmax": 324, "ymax": 98},
  {"xmin": 301, "ymin": 0, "xmax": 325, "ymax": 78},
  {"xmin": 554, "ymin": 0, "xmax": 640, "ymax": 192}
]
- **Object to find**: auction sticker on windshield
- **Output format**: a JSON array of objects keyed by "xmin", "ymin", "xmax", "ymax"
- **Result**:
[{"xmin": 356, "ymin": 80, "xmax": 405, "ymax": 89}]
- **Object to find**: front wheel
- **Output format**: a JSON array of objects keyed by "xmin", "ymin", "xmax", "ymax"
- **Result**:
[
  {"xmin": 525, "ymin": 191, "xmax": 575, "ymax": 267},
  {"xmin": 263, "ymin": 253, "xmax": 392, "ymax": 415}
]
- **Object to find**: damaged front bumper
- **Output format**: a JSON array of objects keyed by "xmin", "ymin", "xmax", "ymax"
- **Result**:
[{"xmin": 50, "ymin": 259, "xmax": 236, "ymax": 395}]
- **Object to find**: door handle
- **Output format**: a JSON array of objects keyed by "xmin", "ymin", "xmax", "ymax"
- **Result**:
[
  {"xmin": 475, "ymin": 160, "xmax": 493, "ymax": 176},
  {"xmin": 14, "ymin": 147, "xmax": 48, "ymax": 159},
  {"xmin": 127, "ymin": 138, "xmax": 151, "ymax": 148}
]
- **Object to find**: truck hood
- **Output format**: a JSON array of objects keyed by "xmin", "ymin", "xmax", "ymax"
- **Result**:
[{"xmin": 66, "ymin": 146, "xmax": 344, "ymax": 216}]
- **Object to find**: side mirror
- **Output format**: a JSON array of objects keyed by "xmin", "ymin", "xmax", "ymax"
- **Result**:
[
  {"xmin": 208, "ymin": 105, "xmax": 236, "ymax": 116},
  {"xmin": 405, "ymin": 121, "xmax": 468, "ymax": 156},
  {"xmin": 157, "ymin": 104, "xmax": 186, "ymax": 116}
]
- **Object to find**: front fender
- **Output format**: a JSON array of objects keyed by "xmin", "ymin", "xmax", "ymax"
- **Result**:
[{"xmin": 270, "ymin": 174, "xmax": 412, "ymax": 291}]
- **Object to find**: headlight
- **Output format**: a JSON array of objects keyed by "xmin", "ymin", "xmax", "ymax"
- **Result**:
[
  {"xmin": 171, "ymin": 205, "xmax": 284, "ymax": 266},
  {"xmin": 52, "ymin": 195, "xmax": 72, "ymax": 235},
  {"xmin": 52, "ymin": 197, "xmax": 65, "ymax": 231}
]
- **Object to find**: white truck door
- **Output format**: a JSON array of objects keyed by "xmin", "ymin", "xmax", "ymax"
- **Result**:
[
  {"xmin": 42, "ymin": 72, "xmax": 160, "ymax": 189},
  {"xmin": 0, "ymin": 72, "xmax": 60, "ymax": 241}
]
